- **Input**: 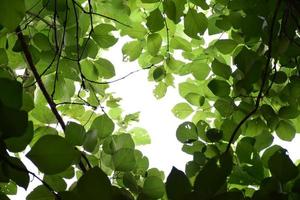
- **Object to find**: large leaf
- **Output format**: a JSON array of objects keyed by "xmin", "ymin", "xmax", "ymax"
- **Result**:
[
  {"xmin": 268, "ymin": 150, "xmax": 298, "ymax": 183},
  {"xmin": 176, "ymin": 121, "xmax": 198, "ymax": 143},
  {"xmin": 0, "ymin": 0, "xmax": 25, "ymax": 30},
  {"xmin": 90, "ymin": 114, "xmax": 115, "ymax": 139},
  {"xmin": 184, "ymin": 9, "xmax": 208, "ymax": 39},
  {"xmin": 26, "ymin": 135, "xmax": 79, "ymax": 174},
  {"xmin": 208, "ymin": 79, "xmax": 231, "ymax": 97},
  {"xmin": 91, "ymin": 24, "xmax": 118, "ymax": 48},
  {"xmin": 0, "ymin": 78, "xmax": 22, "ymax": 109},
  {"xmin": 147, "ymin": 33, "xmax": 162, "ymax": 56},
  {"xmin": 77, "ymin": 167, "xmax": 112, "ymax": 200},
  {"xmin": 146, "ymin": 8, "xmax": 164, "ymax": 32},
  {"xmin": 166, "ymin": 167, "xmax": 192, "ymax": 199},
  {"xmin": 142, "ymin": 176, "xmax": 165, "ymax": 199}
]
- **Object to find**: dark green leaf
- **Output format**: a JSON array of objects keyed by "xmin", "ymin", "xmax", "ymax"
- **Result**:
[
  {"xmin": 206, "ymin": 128, "xmax": 223, "ymax": 142},
  {"xmin": 0, "ymin": 78, "xmax": 22, "ymax": 109},
  {"xmin": 211, "ymin": 59, "xmax": 231, "ymax": 80},
  {"xmin": 208, "ymin": 79, "xmax": 231, "ymax": 97},
  {"xmin": 176, "ymin": 121, "xmax": 198, "ymax": 143},
  {"xmin": 166, "ymin": 167, "xmax": 192, "ymax": 199},
  {"xmin": 146, "ymin": 8, "xmax": 164, "ymax": 33},
  {"xmin": 214, "ymin": 39, "xmax": 238, "ymax": 54},
  {"xmin": 112, "ymin": 148, "xmax": 136, "ymax": 171},
  {"xmin": 77, "ymin": 167, "xmax": 112, "ymax": 200},
  {"xmin": 65, "ymin": 122, "xmax": 86, "ymax": 146},
  {"xmin": 26, "ymin": 135, "xmax": 79, "ymax": 175},
  {"xmin": 184, "ymin": 9, "xmax": 208, "ymax": 39},
  {"xmin": 0, "ymin": 0, "xmax": 25, "ymax": 30},
  {"xmin": 26, "ymin": 185, "xmax": 55, "ymax": 200},
  {"xmin": 268, "ymin": 150, "xmax": 298, "ymax": 182}
]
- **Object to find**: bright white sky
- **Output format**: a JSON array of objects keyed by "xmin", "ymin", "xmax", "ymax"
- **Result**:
[{"xmin": 11, "ymin": 36, "xmax": 300, "ymax": 199}]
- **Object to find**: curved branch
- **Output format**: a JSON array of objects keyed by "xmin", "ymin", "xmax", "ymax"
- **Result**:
[{"xmin": 225, "ymin": 0, "xmax": 283, "ymax": 152}]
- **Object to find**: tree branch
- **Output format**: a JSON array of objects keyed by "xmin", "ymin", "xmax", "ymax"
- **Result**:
[{"xmin": 225, "ymin": 0, "xmax": 283, "ymax": 152}]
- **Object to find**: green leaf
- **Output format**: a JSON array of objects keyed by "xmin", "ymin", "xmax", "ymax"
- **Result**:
[
  {"xmin": 163, "ymin": 0, "xmax": 186, "ymax": 24},
  {"xmin": 93, "ymin": 58, "xmax": 115, "ymax": 79},
  {"xmin": 214, "ymin": 39, "xmax": 238, "ymax": 54},
  {"xmin": 5, "ymin": 121, "xmax": 33, "ymax": 152},
  {"xmin": 26, "ymin": 135, "xmax": 79, "ymax": 175},
  {"xmin": 176, "ymin": 121, "xmax": 198, "ymax": 143},
  {"xmin": 190, "ymin": 0, "xmax": 209, "ymax": 10},
  {"xmin": 214, "ymin": 98, "xmax": 235, "ymax": 117},
  {"xmin": 90, "ymin": 114, "xmax": 115, "ymax": 139},
  {"xmin": 147, "ymin": 33, "xmax": 162, "ymax": 56},
  {"xmin": 194, "ymin": 159, "xmax": 227, "ymax": 199},
  {"xmin": 30, "ymin": 105, "xmax": 57, "ymax": 124},
  {"xmin": 77, "ymin": 167, "xmax": 112, "ymax": 200},
  {"xmin": 184, "ymin": 9, "xmax": 208, "ymax": 39},
  {"xmin": 153, "ymin": 82, "xmax": 167, "ymax": 99},
  {"xmin": 172, "ymin": 103, "xmax": 194, "ymax": 119},
  {"xmin": 146, "ymin": 8, "xmax": 165, "ymax": 33},
  {"xmin": 206, "ymin": 128, "xmax": 223, "ymax": 142},
  {"xmin": 0, "ymin": 104, "xmax": 28, "ymax": 139},
  {"xmin": 211, "ymin": 59, "xmax": 232, "ymax": 79},
  {"xmin": 153, "ymin": 66, "xmax": 166, "ymax": 81},
  {"xmin": 122, "ymin": 40, "xmax": 143, "ymax": 61},
  {"xmin": 184, "ymin": 93, "xmax": 205, "ymax": 106},
  {"xmin": 275, "ymin": 120, "xmax": 296, "ymax": 141},
  {"xmin": 83, "ymin": 130, "xmax": 98, "ymax": 153},
  {"xmin": 278, "ymin": 105, "xmax": 299, "ymax": 119},
  {"xmin": 103, "ymin": 134, "xmax": 135, "ymax": 154},
  {"xmin": 91, "ymin": 24, "xmax": 118, "ymax": 48},
  {"xmin": 129, "ymin": 127, "xmax": 151, "ymax": 146},
  {"xmin": 0, "ymin": 78, "xmax": 22, "ymax": 109},
  {"xmin": 0, "ymin": 0, "xmax": 25, "ymax": 30},
  {"xmin": 26, "ymin": 185, "xmax": 55, "ymax": 200},
  {"xmin": 166, "ymin": 167, "xmax": 192, "ymax": 199},
  {"xmin": 0, "ymin": 49, "xmax": 8, "ymax": 66},
  {"xmin": 4, "ymin": 157, "xmax": 29, "ymax": 189},
  {"xmin": 268, "ymin": 150, "xmax": 298, "ymax": 183},
  {"xmin": 190, "ymin": 62, "xmax": 210, "ymax": 80},
  {"xmin": 65, "ymin": 122, "xmax": 86, "ymax": 146},
  {"xmin": 244, "ymin": 118, "xmax": 267, "ymax": 137},
  {"xmin": 170, "ymin": 36, "xmax": 192, "ymax": 52},
  {"xmin": 142, "ymin": 176, "xmax": 165, "ymax": 199},
  {"xmin": 112, "ymin": 148, "xmax": 136, "ymax": 171},
  {"xmin": 208, "ymin": 79, "xmax": 231, "ymax": 97},
  {"xmin": 142, "ymin": 0, "xmax": 160, "ymax": 2}
]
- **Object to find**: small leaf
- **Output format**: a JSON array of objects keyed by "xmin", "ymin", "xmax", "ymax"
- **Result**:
[
  {"xmin": 268, "ymin": 150, "xmax": 298, "ymax": 182},
  {"xmin": 0, "ymin": 78, "xmax": 22, "ymax": 109},
  {"xmin": 275, "ymin": 120, "xmax": 296, "ymax": 141},
  {"xmin": 129, "ymin": 127, "xmax": 151, "ymax": 146},
  {"xmin": 90, "ymin": 114, "xmax": 115, "ymax": 139},
  {"xmin": 142, "ymin": 176, "xmax": 165, "ymax": 199},
  {"xmin": 184, "ymin": 9, "xmax": 208, "ymax": 39},
  {"xmin": 65, "ymin": 122, "xmax": 86, "ymax": 146},
  {"xmin": 211, "ymin": 59, "xmax": 231, "ymax": 79},
  {"xmin": 122, "ymin": 41, "xmax": 143, "ymax": 61},
  {"xmin": 166, "ymin": 167, "xmax": 192, "ymax": 199},
  {"xmin": 83, "ymin": 130, "xmax": 98, "ymax": 153},
  {"xmin": 214, "ymin": 39, "xmax": 238, "ymax": 54},
  {"xmin": 208, "ymin": 79, "xmax": 231, "ymax": 97},
  {"xmin": 176, "ymin": 121, "xmax": 198, "ymax": 143},
  {"xmin": 278, "ymin": 105, "xmax": 299, "ymax": 119},
  {"xmin": 112, "ymin": 148, "xmax": 136, "ymax": 171},
  {"xmin": 153, "ymin": 66, "xmax": 166, "ymax": 81},
  {"xmin": 26, "ymin": 185, "xmax": 55, "ymax": 200},
  {"xmin": 206, "ymin": 128, "xmax": 223, "ymax": 142},
  {"xmin": 146, "ymin": 8, "xmax": 164, "ymax": 32},
  {"xmin": 147, "ymin": 33, "xmax": 162, "ymax": 56},
  {"xmin": 93, "ymin": 58, "xmax": 115, "ymax": 79},
  {"xmin": 91, "ymin": 24, "xmax": 117, "ymax": 48},
  {"xmin": 172, "ymin": 103, "xmax": 194, "ymax": 119},
  {"xmin": 26, "ymin": 135, "xmax": 78, "ymax": 175},
  {"xmin": 77, "ymin": 167, "xmax": 112, "ymax": 200}
]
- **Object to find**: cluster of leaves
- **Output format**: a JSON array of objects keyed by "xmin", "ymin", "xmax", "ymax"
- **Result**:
[{"xmin": 0, "ymin": 0, "xmax": 300, "ymax": 199}]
